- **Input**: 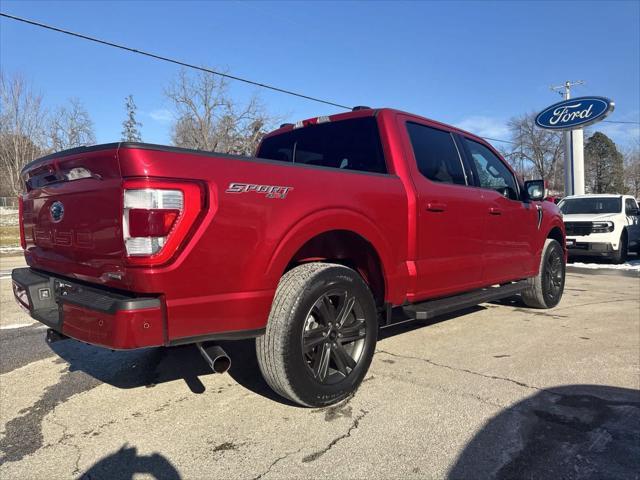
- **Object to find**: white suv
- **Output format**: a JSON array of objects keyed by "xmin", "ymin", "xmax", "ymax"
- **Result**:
[{"xmin": 559, "ymin": 194, "xmax": 640, "ymax": 263}]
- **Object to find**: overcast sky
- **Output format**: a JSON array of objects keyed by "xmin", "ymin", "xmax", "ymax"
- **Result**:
[{"xmin": 1, "ymin": 1, "xmax": 638, "ymax": 148}]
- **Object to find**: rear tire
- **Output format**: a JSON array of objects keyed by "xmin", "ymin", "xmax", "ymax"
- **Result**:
[
  {"xmin": 611, "ymin": 232, "xmax": 628, "ymax": 264},
  {"xmin": 256, "ymin": 263, "xmax": 378, "ymax": 407},
  {"xmin": 522, "ymin": 238, "xmax": 565, "ymax": 309}
]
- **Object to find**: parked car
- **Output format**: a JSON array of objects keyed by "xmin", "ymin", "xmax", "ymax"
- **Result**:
[
  {"xmin": 559, "ymin": 194, "xmax": 640, "ymax": 263},
  {"xmin": 12, "ymin": 107, "xmax": 566, "ymax": 407}
]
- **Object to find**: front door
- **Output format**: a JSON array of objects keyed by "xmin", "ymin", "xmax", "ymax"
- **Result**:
[
  {"xmin": 625, "ymin": 197, "xmax": 640, "ymax": 251},
  {"xmin": 460, "ymin": 136, "xmax": 538, "ymax": 283}
]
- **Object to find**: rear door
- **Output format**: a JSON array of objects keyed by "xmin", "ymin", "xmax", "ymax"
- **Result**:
[
  {"xmin": 459, "ymin": 136, "xmax": 538, "ymax": 283},
  {"xmin": 402, "ymin": 120, "xmax": 488, "ymax": 300}
]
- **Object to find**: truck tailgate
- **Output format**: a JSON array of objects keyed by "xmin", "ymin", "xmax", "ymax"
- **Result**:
[{"xmin": 21, "ymin": 145, "xmax": 125, "ymax": 283}]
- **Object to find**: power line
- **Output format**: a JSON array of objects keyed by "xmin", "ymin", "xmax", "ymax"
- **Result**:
[
  {"xmin": 481, "ymin": 136, "xmax": 516, "ymax": 145},
  {"xmin": 484, "ymin": 120, "xmax": 640, "ymax": 145},
  {"xmin": 0, "ymin": 12, "xmax": 352, "ymax": 110},
  {"xmin": 0, "ymin": 10, "xmax": 516, "ymax": 145}
]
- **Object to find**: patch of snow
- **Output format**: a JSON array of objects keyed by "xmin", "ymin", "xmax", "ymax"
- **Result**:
[
  {"xmin": 0, "ymin": 208, "xmax": 18, "ymax": 226},
  {"xmin": 0, "ymin": 246, "xmax": 22, "ymax": 254},
  {"xmin": 0, "ymin": 322, "xmax": 41, "ymax": 330},
  {"xmin": 569, "ymin": 259, "xmax": 640, "ymax": 271}
]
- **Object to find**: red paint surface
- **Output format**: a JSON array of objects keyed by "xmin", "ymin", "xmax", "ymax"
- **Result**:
[{"xmin": 61, "ymin": 303, "xmax": 164, "ymax": 349}]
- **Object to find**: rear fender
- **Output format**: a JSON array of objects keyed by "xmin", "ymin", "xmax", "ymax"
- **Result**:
[{"xmin": 265, "ymin": 208, "xmax": 406, "ymax": 304}]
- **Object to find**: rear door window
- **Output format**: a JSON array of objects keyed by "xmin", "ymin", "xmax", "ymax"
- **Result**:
[
  {"xmin": 257, "ymin": 117, "xmax": 387, "ymax": 174},
  {"xmin": 406, "ymin": 122, "xmax": 466, "ymax": 185},
  {"xmin": 463, "ymin": 138, "xmax": 519, "ymax": 200}
]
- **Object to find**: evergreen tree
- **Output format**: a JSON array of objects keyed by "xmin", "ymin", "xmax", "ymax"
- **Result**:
[
  {"xmin": 584, "ymin": 131, "xmax": 624, "ymax": 194},
  {"xmin": 121, "ymin": 95, "xmax": 142, "ymax": 142}
]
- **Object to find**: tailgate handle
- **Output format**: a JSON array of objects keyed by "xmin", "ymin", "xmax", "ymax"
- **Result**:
[
  {"xmin": 426, "ymin": 202, "xmax": 447, "ymax": 212},
  {"xmin": 489, "ymin": 207, "xmax": 502, "ymax": 215}
]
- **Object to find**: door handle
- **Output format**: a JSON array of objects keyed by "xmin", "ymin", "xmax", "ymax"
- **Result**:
[
  {"xmin": 489, "ymin": 207, "xmax": 502, "ymax": 215},
  {"xmin": 426, "ymin": 202, "xmax": 447, "ymax": 212}
]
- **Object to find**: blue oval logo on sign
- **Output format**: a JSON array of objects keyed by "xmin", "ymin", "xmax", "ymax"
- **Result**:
[
  {"xmin": 535, "ymin": 96, "xmax": 614, "ymax": 130},
  {"xmin": 50, "ymin": 201, "xmax": 64, "ymax": 223}
]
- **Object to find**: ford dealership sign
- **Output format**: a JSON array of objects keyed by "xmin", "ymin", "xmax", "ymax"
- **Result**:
[{"xmin": 535, "ymin": 96, "xmax": 614, "ymax": 130}]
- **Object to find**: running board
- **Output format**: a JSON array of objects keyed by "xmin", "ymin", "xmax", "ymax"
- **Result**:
[{"xmin": 383, "ymin": 280, "xmax": 528, "ymax": 327}]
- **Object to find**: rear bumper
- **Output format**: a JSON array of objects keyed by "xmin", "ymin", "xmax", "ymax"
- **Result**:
[{"xmin": 11, "ymin": 268, "xmax": 164, "ymax": 349}]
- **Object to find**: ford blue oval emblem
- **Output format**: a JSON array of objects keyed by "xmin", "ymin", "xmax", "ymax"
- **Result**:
[
  {"xmin": 535, "ymin": 96, "xmax": 614, "ymax": 131},
  {"xmin": 50, "ymin": 201, "xmax": 64, "ymax": 223}
]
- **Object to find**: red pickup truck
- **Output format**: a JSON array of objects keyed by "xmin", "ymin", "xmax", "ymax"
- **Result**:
[{"xmin": 12, "ymin": 107, "xmax": 566, "ymax": 407}]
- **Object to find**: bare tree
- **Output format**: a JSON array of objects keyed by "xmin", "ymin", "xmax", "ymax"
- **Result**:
[
  {"xmin": 623, "ymin": 146, "xmax": 640, "ymax": 198},
  {"xmin": 0, "ymin": 72, "xmax": 46, "ymax": 197},
  {"xmin": 121, "ymin": 94, "xmax": 142, "ymax": 142},
  {"xmin": 48, "ymin": 98, "xmax": 96, "ymax": 152},
  {"xmin": 505, "ymin": 113, "xmax": 564, "ymax": 193},
  {"xmin": 165, "ymin": 69, "xmax": 276, "ymax": 155}
]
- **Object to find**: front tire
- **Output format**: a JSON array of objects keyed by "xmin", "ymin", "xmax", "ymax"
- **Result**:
[
  {"xmin": 522, "ymin": 238, "xmax": 565, "ymax": 309},
  {"xmin": 256, "ymin": 263, "xmax": 378, "ymax": 407},
  {"xmin": 611, "ymin": 232, "xmax": 628, "ymax": 264}
]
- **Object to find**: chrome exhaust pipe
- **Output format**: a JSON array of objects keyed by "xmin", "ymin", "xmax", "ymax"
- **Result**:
[{"xmin": 196, "ymin": 343, "xmax": 231, "ymax": 374}]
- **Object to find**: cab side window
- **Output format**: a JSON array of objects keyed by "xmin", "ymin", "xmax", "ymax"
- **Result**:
[
  {"xmin": 406, "ymin": 122, "xmax": 466, "ymax": 186},
  {"xmin": 626, "ymin": 198, "xmax": 639, "ymax": 215},
  {"xmin": 464, "ymin": 138, "xmax": 519, "ymax": 200}
]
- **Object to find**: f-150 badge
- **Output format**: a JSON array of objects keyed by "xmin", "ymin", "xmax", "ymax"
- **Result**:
[{"xmin": 226, "ymin": 182, "xmax": 293, "ymax": 199}]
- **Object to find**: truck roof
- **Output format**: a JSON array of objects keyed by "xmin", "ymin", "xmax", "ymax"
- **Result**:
[
  {"xmin": 563, "ymin": 194, "xmax": 625, "ymax": 199},
  {"xmin": 264, "ymin": 107, "xmax": 489, "ymax": 145}
]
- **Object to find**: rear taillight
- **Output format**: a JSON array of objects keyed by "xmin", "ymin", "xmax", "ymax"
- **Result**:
[
  {"xmin": 18, "ymin": 196, "xmax": 26, "ymax": 249},
  {"xmin": 123, "ymin": 180, "xmax": 203, "ymax": 266},
  {"xmin": 128, "ymin": 208, "xmax": 180, "ymax": 238},
  {"xmin": 123, "ymin": 189, "xmax": 183, "ymax": 255}
]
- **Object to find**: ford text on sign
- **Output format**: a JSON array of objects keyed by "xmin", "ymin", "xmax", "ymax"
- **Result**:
[{"xmin": 535, "ymin": 96, "xmax": 614, "ymax": 131}]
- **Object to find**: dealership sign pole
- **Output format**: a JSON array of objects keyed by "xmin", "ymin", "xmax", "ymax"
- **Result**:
[{"xmin": 535, "ymin": 84, "xmax": 614, "ymax": 196}]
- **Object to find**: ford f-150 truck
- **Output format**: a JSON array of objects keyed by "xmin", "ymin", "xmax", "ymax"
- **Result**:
[{"xmin": 12, "ymin": 107, "xmax": 566, "ymax": 407}]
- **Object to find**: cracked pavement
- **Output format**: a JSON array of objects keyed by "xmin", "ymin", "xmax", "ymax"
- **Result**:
[{"xmin": 1, "ymin": 256, "xmax": 639, "ymax": 479}]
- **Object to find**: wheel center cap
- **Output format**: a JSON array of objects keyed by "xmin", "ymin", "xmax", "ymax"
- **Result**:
[{"xmin": 329, "ymin": 330, "xmax": 338, "ymax": 340}]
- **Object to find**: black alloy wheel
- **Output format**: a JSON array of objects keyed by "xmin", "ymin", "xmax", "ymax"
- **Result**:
[
  {"xmin": 522, "ymin": 238, "xmax": 566, "ymax": 309},
  {"xmin": 544, "ymin": 246, "xmax": 564, "ymax": 303},
  {"xmin": 301, "ymin": 289, "xmax": 367, "ymax": 384}
]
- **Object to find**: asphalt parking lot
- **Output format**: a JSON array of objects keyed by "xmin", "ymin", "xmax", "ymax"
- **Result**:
[{"xmin": 1, "ymin": 255, "xmax": 638, "ymax": 480}]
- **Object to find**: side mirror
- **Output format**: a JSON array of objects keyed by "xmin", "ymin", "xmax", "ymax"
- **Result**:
[{"xmin": 524, "ymin": 180, "xmax": 545, "ymax": 201}]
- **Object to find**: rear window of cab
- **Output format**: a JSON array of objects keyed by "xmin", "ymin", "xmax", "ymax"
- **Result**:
[{"xmin": 257, "ymin": 117, "xmax": 387, "ymax": 174}]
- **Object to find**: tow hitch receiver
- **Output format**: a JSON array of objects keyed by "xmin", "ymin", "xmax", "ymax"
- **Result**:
[
  {"xmin": 196, "ymin": 343, "xmax": 231, "ymax": 374},
  {"xmin": 46, "ymin": 328, "xmax": 69, "ymax": 344}
]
